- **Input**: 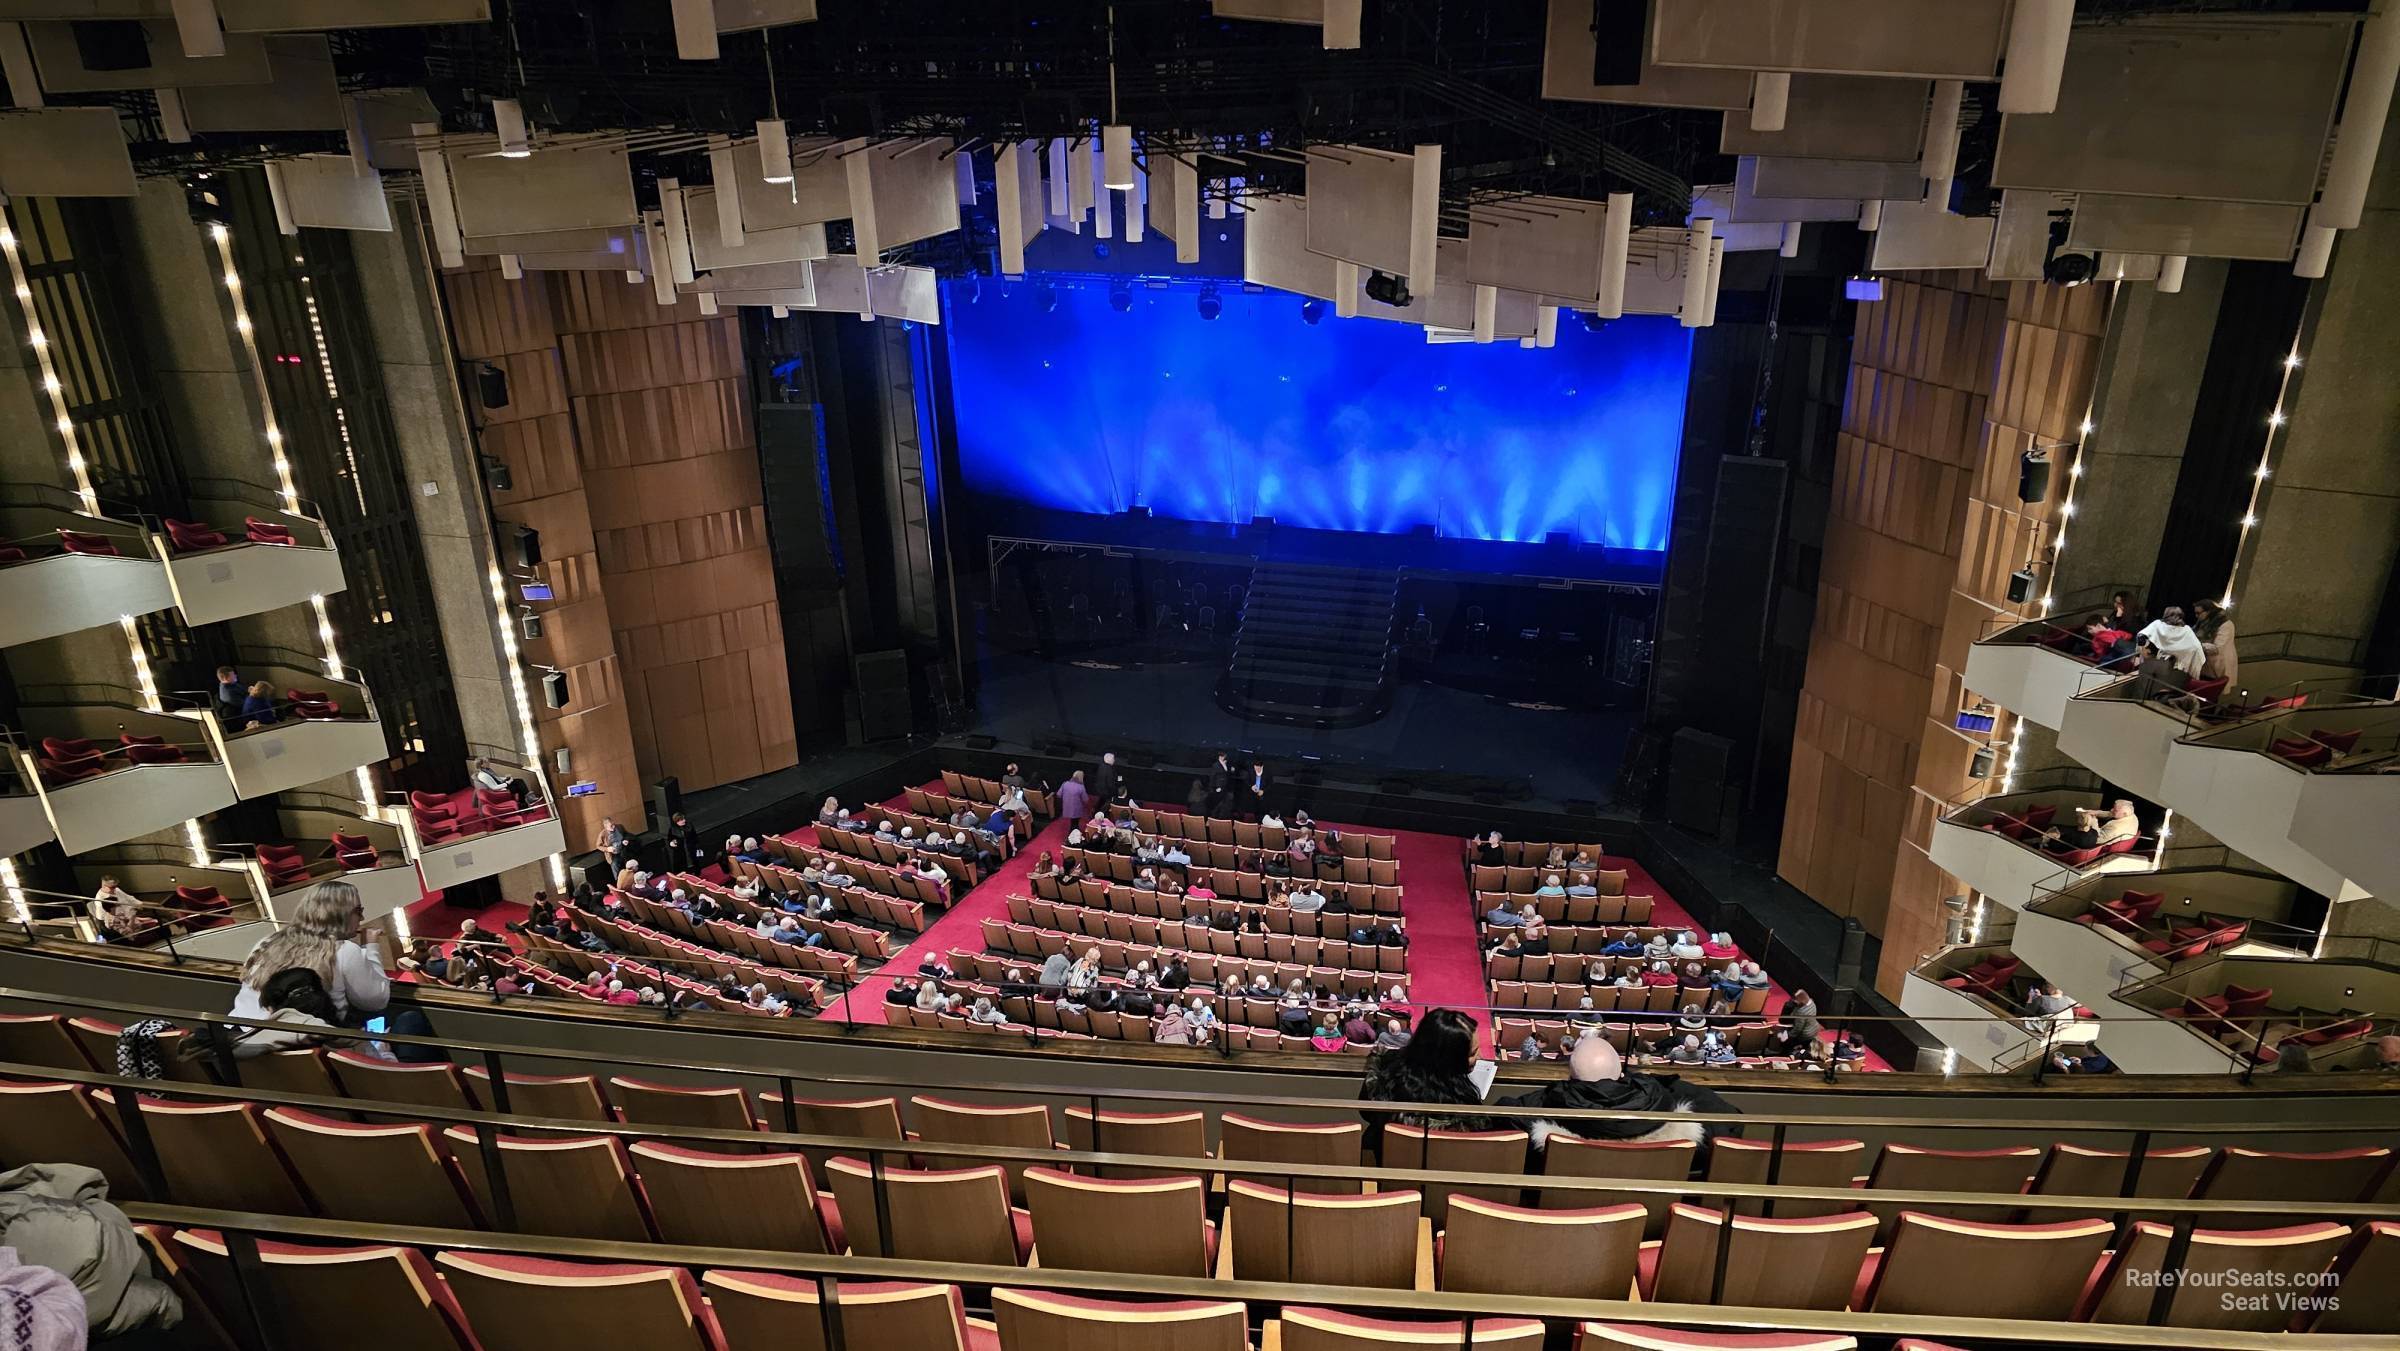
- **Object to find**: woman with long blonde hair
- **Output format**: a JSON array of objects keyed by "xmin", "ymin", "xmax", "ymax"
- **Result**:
[{"xmin": 230, "ymin": 880, "xmax": 390, "ymax": 1024}]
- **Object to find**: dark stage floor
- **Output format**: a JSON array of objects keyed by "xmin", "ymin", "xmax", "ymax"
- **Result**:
[{"xmin": 963, "ymin": 644, "xmax": 1633, "ymax": 805}]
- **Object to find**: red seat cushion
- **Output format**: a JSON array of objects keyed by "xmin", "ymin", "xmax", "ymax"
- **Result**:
[
  {"xmin": 2311, "ymin": 728, "xmax": 2363, "ymax": 754},
  {"xmin": 121, "ymin": 743, "xmax": 186, "ymax": 765},
  {"xmin": 39, "ymin": 755, "xmax": 105, "ymax": 785},
  {"xmin": 164, "ymin": 519, "xmax": 229, "ymax": 552},
  {"xmin": 56, "ymin": 531, "xmax": 119, "ymax": 556},
  {"xmin": 244, "ymin": 517, "xmax": 296, "ymax": 545},
  {"xmin": 2271, "ymin": 737, "xmax": 2333, "ymax": 767}
]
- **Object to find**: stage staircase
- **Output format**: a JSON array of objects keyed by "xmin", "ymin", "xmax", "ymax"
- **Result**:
[{"xmin": 1219, "ymin": 561, "xmax": 1401, "ymax": 728}]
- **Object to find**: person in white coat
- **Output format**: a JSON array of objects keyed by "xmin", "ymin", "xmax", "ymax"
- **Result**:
[
  {"xmin": 2137, "ymin": 606, "xmax": 2208, "ymax": 676},
  {"xmin": 228, "ymin": 880, "xmax": 389, "ymax": 1025}
]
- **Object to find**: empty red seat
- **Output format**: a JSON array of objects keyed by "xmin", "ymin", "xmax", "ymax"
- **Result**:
[
  {"xmin": 2183, "ymin": 676, "xmax": 2228, "ymax": 705},
  {"xmin": 286, "ymin": 689, "xmax": 343, "ymax": 719},
  {"xmin": 2271, "ymin": 737, "xmax": 2333, "ymax": 767},
  {"xmin": 0, "ymin": 543, "xmax": 27, "ymax": 563},
  {"xmin": 163, "ymin": 519, "xmax": 228, "ymax": 552},
  {"xmin": 244, "ymin": 517, "xmax": 297, "ymax": 545},
  {"xmin": 56, "ymin": 530, "xmax": 119, "ymax": 556},
  {"xmin": 38, "ymin": 754, "xmax": 106, "ymax": 785},
  {"xmin": 40, "ymin": 736, "xmax": 97, "ymax": 760},
  {"xmin": 332, "ymin": 832, "xmax": 380, "ymax": 869},
  {"xmin": 257, "ymin": 844, "xmax": 312, "ymax": 887},
  {"xmin": 2296, "ymin": 1016, "xmax": 2374, "ymax": 1047},
  {"xmin": 120, "ymin": 736, "xmax": 187, "ymax": 765},
  {"xmin": 2312, "ymin": 727, "xmax": 2364, "ymax": 754},
  {"xmin": 2220, "ymin": 984, "xmax": 2274, "ymax": 1019}
]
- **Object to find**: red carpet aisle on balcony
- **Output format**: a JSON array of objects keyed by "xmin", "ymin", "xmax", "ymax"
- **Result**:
[{"xmin": 814, "ymin": 810, "xmax": 1081, "ymax": 1027}]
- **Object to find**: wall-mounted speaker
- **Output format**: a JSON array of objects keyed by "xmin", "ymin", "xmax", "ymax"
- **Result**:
[
  {"xmin": 541, "ymin": 670, "xmax": 569, "ymax": 709},
  {"xmin": 2007, "ymin": 567, "xmax": 2036, "ymax": 605},
  {"xmin": 514, "ymin": 526, "xmax": 542, "ymax": 567},
  {"xmin": 520, "ymin": 612, "xmax": 544, "ymax": 642},
  {"xmin": 476, "ymin": 363, "xmax": 511, "ymax": 410},
  {"xmin": 479, "ymin": 454, "xmax": 513, "ymax": 492},
  {"xmin": 554, "ymin": 747, "xmax": 573, "ymax": 777},
  {"xmin": 1969, "ymin": 743, "xmax": 1996, "ymax": 779},
  {"xmin": 2018, "ymin": 451, "xmax": 2052, "ymax": 503}
]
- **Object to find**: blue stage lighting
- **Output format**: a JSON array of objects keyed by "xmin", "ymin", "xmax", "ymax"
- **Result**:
[
  {"xmin": 939, "ymin": 277, "xmax": 1688, "ymax": 549},
  {"xmin": 1034, "ymin": 283, "xmax": 1057, "ymax": 313},
  {"xmin": 1196, "ymin": 285, "xmax": 1222, "ymax": 321},
  {"xmin": 1109, "ymin": 280, "xmax": 1134, "ymax": 312},
  {"xmin": 1300, "ymin": 299, "xmax": 1326, "ymax": 325}
]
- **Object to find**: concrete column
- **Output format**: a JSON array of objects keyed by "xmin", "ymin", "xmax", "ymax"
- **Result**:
[{"xmin": 2049, "ymin": 261, "xmax": 2228, "ymax": 608}]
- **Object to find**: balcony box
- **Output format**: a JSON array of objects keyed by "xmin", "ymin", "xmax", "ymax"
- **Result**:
[
  {"xmin": 400, "ymin": 760, "xmax": 564, "ymax": 888},
  {"xmin": 66, "ymin": 853, "xmax": 262, "ymax": 954},
  {"xmin": 158, "ymin": 497, "xmax": 346, "ymax": 628},
  {"xmin": 1899, "ymin": 945, "xmax": 2044, "ymax": 1071},
  {"xmin": 1964, "ymin": 617, "xmax": 2123, "ymax": 730},
  {"xmin": 0, "ymin": 506, "xmax": 174, "ymax": 649},
  {"xmin": 259, "ymin": 799, "xmax": 423, "ymax": 925},
  {"xmin": 2290, "ymin": 766, "xmax": 2400, "ymax": 906},
  {"xmin": 16, "ymin": 702, "xmax": 236, "ymax": 855},
  {"xmin": 203, "ymin": 661, "xmax": 389, "ymax": 801},
  {"xmin": 2057, "ymin": 676, "xmax": 2204, "ymax": 805},
  {"xmin": 2164, "ymin": 706, "xmax": 2400, "ymax": 900},
  {"xmin": 1927, "ymin": 784, "xmax": 2155, "ymax": 912}
]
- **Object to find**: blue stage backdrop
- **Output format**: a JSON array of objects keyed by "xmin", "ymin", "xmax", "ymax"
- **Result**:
[{"xmin": 936, "ymin": 278, "xmax": 1691, "ymax": 550}]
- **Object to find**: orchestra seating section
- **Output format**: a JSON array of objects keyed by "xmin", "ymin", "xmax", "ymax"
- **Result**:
[{"xmin": 0, "ymin": 997, "xmax": 2394, "ymax": 1348}]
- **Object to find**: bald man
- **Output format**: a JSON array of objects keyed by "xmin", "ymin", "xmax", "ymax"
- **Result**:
[{"xmin": 1502, "ymin": 1032, "xmax": 1739, "ymax": 1151}]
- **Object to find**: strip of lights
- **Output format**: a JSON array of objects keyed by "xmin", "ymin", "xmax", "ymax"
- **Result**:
[
  {"xmin": 207, "ymin": 223, "xmax": 379, "ymax": 809},
  {"xmin": 2219, "ymin": 341, "xmax": 2306, "ymax": 611},
  {"xmin": 490, "ymin": 562, "xmax": 569, "ymax": 889},
  {"xmin": 0, "ymin": 856, "xmax": 24, "ymax": 926}
]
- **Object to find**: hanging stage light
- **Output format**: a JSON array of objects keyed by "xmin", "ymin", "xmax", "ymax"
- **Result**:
[
  {"xmin": 1363, "ymin": 270, "xmax": 1411, "ymax": 306},
  {"xmin": 1196, "ymin": 284, "xmax": 1222, "ymax": 320},
  {"xmin": 1300, "ymin": 299, "xmax": 1326, "ymax": 325},
  {"xmin": 1109, "ymin": 279, "xmax": 1134, "ymax": 312},
  {"xmin": 1035, "ymin": 283, "xmax": 1058, "ymax": 313}
]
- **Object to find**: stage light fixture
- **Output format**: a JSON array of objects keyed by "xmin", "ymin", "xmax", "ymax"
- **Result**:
[
  {"xmin": 1300, "ymin": 299, "xmax": 1326, "ymax": 325},
  {"xmin": 1364, "ymin": 270, "xmax": 1411, "ymax": 306},
  {"xmin": 1577, "ymin": 311, "xmax": 1608, "ymax": 333},
  {"xmin": 1035, "ymin": 284, "xmax": 1058, "ymax": 313},
  {"xmin": 758, "ymin": 118, "xmax": 793, "ymax": 184},
  {"xmin": 1196, "ymin": 285, "xmax": 1222, "ymax": 320},
  {"xmin": 1101, "ymin": 124, "xmax": 1135, "ymax": 191},
  {"xmin": 1109, "ymin": 280, "xmax": 1133, "ymax": 312}
]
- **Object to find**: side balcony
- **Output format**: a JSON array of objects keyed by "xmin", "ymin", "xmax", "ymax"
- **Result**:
[
  {"xmin": 10, "ymin": 693, "xmax": 236, "ymax": 855},
  {"xmin": 1899, "ymin": 942, "xmax": 2051, "ymax": 1072},
  {"xmin": 396, "ymin": 756, "xmax": 564, "ymax": 889},
  {"xmin": 2164, "ymin": 698, "xmax": 2400, "ymax": 900},
  {"xmin": 198, "ymin": 653, "xmax": 390, "ymax": 801},
  {"xmin": 159, "ymin": 483, "xmax": 347, "ymax": 627},
  {"xmin": 2012, "ymin": 857, "xmax": 2317, "ymax": 1074},
  {"xmin": 40, "ymin": 846, "xmax": 268, "ymax": 963},
  {"xmin": 0, "ymin": 755, "xmax": 53, "ymax": 859},
  {"xmin": 1963, "ymin": 613, "xmax": 2133, "ymax": 730},
  {"xmin": 2117, "ymin": 952, "xmax": 2397, "ymax": 1071},
  {"xmin": 0, "ymin": 498, "xmax": 175, "ymax": 649},
  {"xmin": 1925, "ymin": 775, "xmax": 2159, "ymax": 912},
  {"xmin": 236, "ymin": 794, "xmax": 425, "ymax": 925}
]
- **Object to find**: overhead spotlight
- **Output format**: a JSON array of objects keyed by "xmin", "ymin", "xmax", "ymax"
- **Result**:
[
  {"xmin": 1300, "ymin": 299, "xmax": 1326, "ymax": 325},
  {"xmin": 1363, "ymin": 270, "xmax": 1411, "ymax": 306},
  {"xmin": 1034, "ymin": 283, "xmax": 1058, "ymax": 313},
  {"xmin": 1196, "ymin": 284, "xmax": 1222, "ymax": 320},
  {"xmin": 1093, "ymin": 242, "xmax": 1111, "ymax": 260},
  {"xmin": 1109, "ymin": 280, "xmax": 1134, "ymax": 313},
  {"xmin": 492, "ymin": 98, "xmax": 531, "ymax": 158},
  {"xmin": 2040, "ymin": 212, "xmax": 2097, "ymax": 286}
]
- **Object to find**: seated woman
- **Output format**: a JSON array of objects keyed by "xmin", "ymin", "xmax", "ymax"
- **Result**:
[
  {"xmin": 1640, "ymin": 961, "xmax": 1679, "ymax": 988},
  {"xmin": 1700, "ymin": 932, "xmax": 1740, "ymax": 961},
  {"xmin": 1708, "ymin": 962, "xmax": 1746, "ymax": 1001},
  {"xmin": 1642, "ymin": 931, "xmax": 1674, "ymax": 962},
  {"xmin": 1027, "ymin": 850, "xmax": 1056, "ymax": 879},
  {"xmin": 1670, "ymin": 930, "xmax": 1707, "ymax": 961},
  {"xmin": 1535, "ymin": 874, "xmax": 1567, "ymax": 898}
]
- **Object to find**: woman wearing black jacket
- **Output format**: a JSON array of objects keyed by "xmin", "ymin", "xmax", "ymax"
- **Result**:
[{"xmin": 1356, "ymin": 1007, "xmax": 1496, "ymax": 1154}]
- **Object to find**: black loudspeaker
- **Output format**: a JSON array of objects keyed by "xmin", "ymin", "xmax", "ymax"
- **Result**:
[
  {"xmin": 1969, "ymin": 743, "xmax": 1997, "ymax": 779},
  {"xmin": 514, "ymin": 526, "xmax": 542, "ymax": 567},
  {"xmin": 476, "ymin": 363, "xmax": 511, "ymax": 410},
  {"xmin": 2018, "ymin": 451, "xmax": 2052, "ymax": 503},
  {"xmin": 1667, "ymin": 727, "xmax": 1736, "ymax": 838},
  {"xmin": 479, "ymin": 454, "xmax": 513, "ymax": 492},
  {"xmin": 649, "ymin": 777, "xmax": 681, "ymax": 825},
  {"xmin": 541, "ymin": 670, "xmax": 569, "ymax": 709},
  {"xmin": 2007, "ymin": 567, "xmax": 2036, "ymax": 605},
  {"xmin": 1589, "ymin": 0, "xmax": 1648, "ymax": 85},
  {"xmin": 853, "ymin": 650, "xmax": 912, "ymax": 742},
  {"xmin": 1834, "ymin": 918, "xmax": 1869, "ymax": 991}
]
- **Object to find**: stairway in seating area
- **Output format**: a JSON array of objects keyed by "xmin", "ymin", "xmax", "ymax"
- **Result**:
[{"xmin": 1218, "ymin": 561, "xmax": 1401, "ymax": 728}]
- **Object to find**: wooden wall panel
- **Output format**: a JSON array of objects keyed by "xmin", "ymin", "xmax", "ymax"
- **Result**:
[
  {"xmin": 1782, "ymin": 272, "xmax": 2109, "ymax": 999},
  {"xmin": 437, "ymin": 261, "xmax": 796, "ymax": 847}
]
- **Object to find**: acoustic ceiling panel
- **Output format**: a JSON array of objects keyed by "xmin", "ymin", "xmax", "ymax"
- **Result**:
[
  {"xmin": 0, "ymin": 105, "xmax": 133, "ymax": 195},
  {"xmin": 179, "ymin": 34, "xmax": 341, "ymax": 132},
  {"xmin": 462, "ymin": 224, "xmax": 640, "ymax": 258},
  {"xmin": 867, "ymin": 265, "xmax": 940, "ymax": 323},
  {"xmin": 684, "ymin": 185, "xmax": 829, "ymax": 269},
  {"xmin": 1303, "ymin": 143, "xmax": 1438, "ymax": 284},
  {"xmin": 217, "ymin": 0, "xmax": 490, "ymax": 27},
  {"xmin": 1617, "ymin": 226, "xmax": 1708, "ymax": 315},
  {"xmin": 801, "ymin": 255, "xmax": 871, "ymax": 314},
  {"xmin": 1730, "ymin": 156, "xmax": 1861, "ymax": 221},
  {"xmin": 1992, "ymin": 16, "xmax": 2353, "ymax": 205},
  {"xmin": 1869, "ymin": 199, "xmax": 1996, "ymax": 270},
  {"xmin": 1242, "ymin": 193, "xmax": 1345, "ymax": 302},
  {"xmin": 268, "ymin": 153, "xmax": 391, "ymax": 231},
  {"xmin": 712, "ymin": 0, "xmax": 816, "ymax": 33},
  {"xmin": 1211, "ymin": 0, "xmax": 1359, "ymax": 48},
  {"xmin": 1145, "ymin": 150, "xmax": 1200, "ymax": 265},
  {"xmin": 1458, "ymin": 195, "xmax": 1608, "ymax": 303},
  {"xmin": 845, "ymin": 137, "xmax": 961, "ymax": 261},
  {"xmin": 1718, "ymin": 74, "xmax": 1929, "ymax": 162},
  {"xmin": 734, "ymin": 134, "xmax": 853, "ymax": 229},
  {"xmin": 348, "ymin": 87, "xmax": 439, "ymax": 171},
  {"xmin": 1540, "ymin": 0, "xmax": 1752, "ymax": 108},
  {"xmin": 1689, "ymin": 185, "xmax": 1788, "ymax": 252},
  {"xmin": 23, "ymin": 19, "xmax": 271, "ymax": 89},
  {"xmin": 449, "ymin": 140, "xmax": 638, "ymax": 239},
  {"xmin": 1650, "ymin": 0, "xmax": 2009, "ymax": 79},
  {"xmin": 2066, "ymin": 193, "xmax": 2305, "ymax": 262},
  {"xmin": 1750, "ymin": 154, "xmax": 1923, "ymax": 201}
]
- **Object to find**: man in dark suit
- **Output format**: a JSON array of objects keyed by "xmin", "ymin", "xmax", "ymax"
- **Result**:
[
  {"xmin": 665, "ymin": 811, "xmax": 702, "ymax": 871},
  {"xmin": 1092, "ymin": 751, "xmax": 1120, "ymax": 806},
  {"xmin": 1205, "ymin": 752, "xmax": 1235, "ymax": 814},
  {"xmin": 1244, "ymin": 758, "xmax": 1272, "ymax": 819}
]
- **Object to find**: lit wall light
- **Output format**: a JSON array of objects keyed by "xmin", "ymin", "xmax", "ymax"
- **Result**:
[
  {"xmin": 2219, "ymin": 339, "xmax": 2306, "ymax": 610},
  {"xmin": 1, "ymin": 208, "xmax": 99, "ymax": 513},
  {"xmin": 488, "ymin": 563, "xmax": 568, "ymax": 888},
  {"xmin": 0, "ymin": 858, "xmax": 25, "ymax": 926}
]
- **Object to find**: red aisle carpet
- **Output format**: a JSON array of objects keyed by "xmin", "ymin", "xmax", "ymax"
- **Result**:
[{"xmin": 815, "ymin": 808, "xmax": 1081, "ymax": 1026}]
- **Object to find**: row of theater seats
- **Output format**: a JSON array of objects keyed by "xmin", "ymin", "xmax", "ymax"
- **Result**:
[
  {"xmin": 1030, "ymin": 871, "xmax": 1408, "ymax": 932},
  {"xmin": 14, "ymin": 1074, "xmax": 2397, "ymax": 1337},
  {"xmin": 1476, "ymin": 894, "xmax": 1664, "ymax": 932},
  {"xmin": 803, "ymin": 823, "xmax": 977, "ymax": 892},
  {"xmin": 408, "ymin": 786, "xmax": 544, "ymax": 846},
  {"xmin": 1469, "ymin": 863, "xmax": 1634, "ymax": 895},
  {"xmin": 1062, "ymin": 841, "xmax": 1404, "ymax": 888},
  {"xmin": 727, "ymin": 846, "xmax": 939, "ymax": 927},
  {"xmin": 935, "ymin": 768, "xmax": 1058, "ymax": 818},
  {"xmin": 1109, "ymin": 805, "xmax": 1398, "ymax": 860},
  {"xmin": 0, "ymin": 527, "xmax": 132, "ymax": 562},
  {"xmin": 256, "ymin": 831, "xmax": 385, "ymax": 889},
  {"xmin": 134, "ymin": 1230, "xmax": 1985, "ymax": 1351},
  {"xmin": 36, "ymin": 732, "xmax": 197, "ymax": 785},
  {"xmin": 518, "ymin": 935, "xmax": 824, "ymax": 1011},
  {"xmin": 991, "ymin": 898, "xmax": 1410, "ymax": 977},
  {"xmin": 622, "ymin": 878, "xmax": 890, "ymax": 967}
]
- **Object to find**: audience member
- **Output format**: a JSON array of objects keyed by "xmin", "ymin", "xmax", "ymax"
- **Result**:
[
  {"xmin": 230, "ymin": 881, "xmax": 387, "ymax": 1026},
  {"xmin": 2192, "ymin": 598, "xmax": 2237, "ymax": 684},
  {"xmin": 2137, "ymin": 606, "xmax": 2207, "ymax": 676},
  {"xmin": 1357, "ymin": 1008, "xmax": 1494, "ymax": 1151},
  {"xmin": 2045, "ymin": 799, "xmax": 2138, "ymax": 852},
  {"xmin": 1058, "ymin": 771, "xmax": 1090, "ymax": 824},
  {"xmin": 1504, "ymin": 1036, "xmax": 1736, "ymax": 1150}
]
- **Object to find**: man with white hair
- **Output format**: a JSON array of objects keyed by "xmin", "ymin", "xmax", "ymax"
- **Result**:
[{"xmin": 1503, "ymin": 1034, "xmax": 1739, "ymax": 1151}]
